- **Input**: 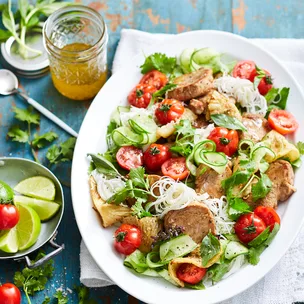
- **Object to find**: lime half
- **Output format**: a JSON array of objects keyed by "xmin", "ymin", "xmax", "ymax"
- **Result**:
[
  {"xmin": 14, "ymin": 176, "xmax": 56, "ymax": 201},
  {"xmin": 14, "ymin": 195, "xmax": 60, "ymax": 221},
  {"xmin": 16, "ymin": 204, "xmax": 41, "ymax": 251},
  {"xmin": 0, "ymin": 180, "xmax": 14, "ymax": 203},
  {"xmin": 0, "ymin": 228, "xmax": 18, "ymax": 253}
]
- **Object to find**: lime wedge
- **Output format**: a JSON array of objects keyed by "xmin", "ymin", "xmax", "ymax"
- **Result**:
[
  {"xmin": 16, "ymin": 204, "xmax": 41, "ymax": 251},
  {"xmin": 14, "ymin": 195, "xmax": 60, "ymax": 221},
  {"xmin": 14, "ymin": 176, "xmax": 56, "ymax": 201},
  {"xmin": 0, "ymin": 228, "xmax": 18, "ymax": 253},
  {"xmin": 0, "ymin": 180, "xmax": 14, "ymax": 203}
]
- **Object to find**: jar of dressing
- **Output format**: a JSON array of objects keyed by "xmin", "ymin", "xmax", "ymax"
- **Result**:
[{"xmin": 43, "ymin": 5, "xmax": 108, "ymax": 100}]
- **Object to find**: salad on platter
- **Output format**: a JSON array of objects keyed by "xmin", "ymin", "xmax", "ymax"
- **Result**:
[{"xmin": 88, "ymin": 47, "xmax": 303, "ymax": 289}]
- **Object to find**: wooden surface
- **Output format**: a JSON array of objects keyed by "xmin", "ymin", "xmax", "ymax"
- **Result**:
[{"xmin": 0, "ymin": 0, "xmax": 303, "ymax": 303}]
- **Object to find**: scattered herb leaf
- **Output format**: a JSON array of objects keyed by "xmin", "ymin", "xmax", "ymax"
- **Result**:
[{"xmin": 211, "ymin": 114, "xmax": 247, "ymax": 131}]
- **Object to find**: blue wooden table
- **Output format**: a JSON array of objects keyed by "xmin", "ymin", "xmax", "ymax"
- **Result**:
[{"xmin": 0, "ymin": 0, "xmax": 303, "ymax": 303}]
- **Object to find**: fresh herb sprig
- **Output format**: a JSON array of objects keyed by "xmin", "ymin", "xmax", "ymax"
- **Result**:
[
  {"xmin": 1, "ymin": 0, "xmax": 70, "ymax": 59},
  {"xmin": 7, "ymin": 106, "xmax": 58, "ymax": 162},
  {"xmin": 14, "ymin": 251, "xmax": 54, "ymax": 304},
  {"xmin": 46, "ymin": 137, "xmax": 76, "ymax": 164}
]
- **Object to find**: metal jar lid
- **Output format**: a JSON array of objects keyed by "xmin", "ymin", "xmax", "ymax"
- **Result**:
[{"xmin": 0, "ymin": 31, "xmax": 49, "ymax": 78}]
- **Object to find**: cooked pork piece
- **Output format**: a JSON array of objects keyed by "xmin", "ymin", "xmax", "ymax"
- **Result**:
[
  {"xmin": 166, "ymin": 68, "xmax": 213, "ymax": 101},
  {"xmin": 244, "ymin": 160, "xmax": 296, "ymax": 209},
  {"xmin": 240, "ymin": 113, "xmax": 271, "ymax": 143},
  {"xmin": 189, "ymin": 97, "xmax": 208, "ymax": 115},
  {"xmin": 192, "ymin": 116, "xmax": 209, "ymax": 128},
  {"xmin": 195, "ymin": 165, "xmax": 232, "ymax": 199},
  {"xmin": 204, "ymin": 90, "xmax": 242, "ymax": 120},
  {"xmin": 164, "ymin": 202, "xmax": 216, "ymax": 243}
]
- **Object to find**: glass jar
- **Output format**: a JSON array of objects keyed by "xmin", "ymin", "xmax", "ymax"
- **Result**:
[{"xmin": 43, "ymin": 5, "xmax": 108, "ymax": 100}]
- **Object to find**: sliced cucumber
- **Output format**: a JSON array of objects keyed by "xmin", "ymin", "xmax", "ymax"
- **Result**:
[
  {"xmin": 191, "ymin": 48, "xmax": 219, "ymax": 65},
  {"xmin": 251, "ymin": 146, "xmax": 276, "ymax": 163},
  {"xmin": 186, "ymin": 151, "xmax": 197, "ymax": 176},
  {"xmin": 224, "ymin": 241, "xmax": 249, "ymax": 260},
  {"xmin": 159, "ymin": 235, "xmax": 197, "ymax": 263},
  {"xmin": 194, "ymin": 151, "xmax": 228, "ymax": 174},
  {"xmin": 111, "ymin": 106, "xmax": 130, "ymax": 126},
  {"xmin": 112, "ymin": 127, "xmax": 143, "ymax": 146},
  {"xmin": 180, "ymin": 48, "xmax": 196, "ymax": 73},
  {"xmin": 130, "ymin": 114, "xmax": 158, "ymax": 144},
  {"xmin": 238, "ymin": 139, "xmax": 255, "ymax": 156}
]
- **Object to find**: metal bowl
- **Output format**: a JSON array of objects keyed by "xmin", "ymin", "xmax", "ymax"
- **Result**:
[{"xmin": 0, "ymin": 157, "xmax": 64, "ymax": 267}]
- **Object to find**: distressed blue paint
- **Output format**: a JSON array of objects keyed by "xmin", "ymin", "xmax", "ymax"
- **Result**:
[{"xmin": 0, "ymin": 0, "xmax": 303, "ymax": 303}]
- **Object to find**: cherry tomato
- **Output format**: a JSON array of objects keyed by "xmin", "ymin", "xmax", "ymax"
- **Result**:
[
  {"xmin": 114, "ymin": 224, "xmax": 142, "ymax": 255},
  {"xmin": 234, "ymin": 213, "xmax": 266, "ymax": 244},
  {"xmin": 139, "ymin": 70, "xmax": 168, "ymax": 90},
  {"xmin": 116, "ymin": 146, "xmax": 143, "ymax": 171},
  {"xmin": 176, "ymin": 263, "xmax": 207, "ymax": 285},
  {"xmin": 254, "ymin": 206, "xmax": 280, "ymax": 232},
  {"xmin": 155, "ymin": 99, "xmax": 184, "ymax": 125},
  {"xmin": 161, "ymin": 157, "xmax": 189, "ymax": 180},
  {"xmin": 232, "ymin": 60, "xmax": 256, "ymax": 79},
  {"xmin": 268, "ymin": 109, "xmax": 298, "ymax": 135},
  {"xmin": 0, "ymin": 283, "xmax": 21, "ymax": 304},
  {"xmin": 207, "ymin": 127, "xmax": 239, "ymax": 157},
  {"xmin": 0, "ymin": 205, "xmax": 19, "ymax": 230},
  {"xmin": 128, "ymin": 84, "xmax": 156, "ymax": 108},
  {"xmin": 249, "ymin": 69, "xmax": 273, "ymax": 95},
  {"xmin": 143, "ymin": 144, "xmax": 172, "ymax": 172}
]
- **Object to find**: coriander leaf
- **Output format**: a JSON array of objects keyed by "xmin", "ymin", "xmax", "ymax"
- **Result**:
[
  {"xmin": 47, "ymin": 137, "xmax": 76, "ymax": 164},
  {"xmin": 174, "ymin": 119, "xmax": 195, "ymax": 138},
  {"xmin": 42, "ymin": 297, "xmax": 51, "ymax": 304},
  {"xmin": 7, "ymin": 125, "xmax": 29, "ymax": 143},
  {"xmin": 75, "ymin": 284, "xmax": 98, "ymax": 304},
  {"xmin": 297, "ymin": 141, "xmax": 304, "ymax": 155},
  {"xmin": 129, "ymin": 166, "xmax": 149, "ymax": 190},
  {"xmin": 54, "ymin": 290, "xmax": 68, "ymax": 304},
  {"xmin": 131, "ymin": 199, "xmax": 152, "ymax": 219},
  {"xmin": 200, "ymin": 233, "xmax": 221, "ymax": 267},
  {"xmin": 222, "ymin": 170, "xmax": 252, "ymax": 192},
  {"xmin": 32, "ymin": 131, "xmax": 58, "ymax": 149},
  {"xmin": 211, "ymin": 114, "xmax": 247, "ymax": 131},
  {"xmin": 248, "ymin": 227, "xmax": 270, "ymax": 247},
  {"xmin": 251, "ymin": 173, "xmax": 272, "ymax": 202},
  {"xmin": 106, "ymin": 182, "xmax": 131, "ymax": 205},
  {"xmin": 88, "ymin": 153, "xmax": 119, "ymax": 176},
  {"xmin": 228, "ymin": 197, "xmax": 252, "ymax": 220},
  {"xmin": 13, "ymin": 106, "xmax": 40, "ymax": 125},
  {"xmin": 140, "ymin": 53, "xmax": 177, "ymax": 75},
  {"xmin": 170, "ymin": 144, "xmax": 192, "ymax": 157}
]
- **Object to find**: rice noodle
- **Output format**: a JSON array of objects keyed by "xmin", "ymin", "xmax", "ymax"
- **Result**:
[
  {"xmin": 145, "ymin": 177, "xmax": 235, "ymax": 234},
  {"xmin": 214, "ymin": 75, "xmax": 267, "ymax": 116}
]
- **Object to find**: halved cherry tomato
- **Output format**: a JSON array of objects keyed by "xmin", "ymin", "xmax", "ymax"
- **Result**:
[
  {"xmin": 207, "ymin": 127, "xmax": 239, "ymax": 157},
  {"xmin": 139, "ymin": 70, "xmax": 168, "ymax": 90},
  {"xmin": 234, "ymin": 213, "xmax": 266, "ymax": 244},
  {"xmin": 176, "ymin": 263, "xmax": 207, "ymax": 285},
  {"xmin": 155, "ymin": 99, "xmax": 184, "ymax": 125},
  {"xmin": 0, "ymin": 283, "xmax": 21, "ymax": 304},
  {"xmin": 232, "ymin": 60, "xmax": 256, "ymax": 79},
  {"xmin": 114, "ymin": 224, "xmax": 142, "ymax": 255},
  {"xmin": 0, "ymin": 205, "xmax": 19, "ymax": 230},
  {"xmin": 268, "ymin": 109, "xmax": 298, "ymax": 135},
  {"xmin": 254, "ymin": 206, "xmax": 280, "ymax": 232},
  {"xmin": 143, "ymin": 144, "xmax": 171, "ymax": 172},
  {"xmin": 128, "ymin": 84, "xmax": 156, "ymax": 108},
  {"xmin": 249, "ymin": 69, "xmax": 273, "ymax": 95},
  {"xmin": 116, "ymin": 146, "xmax": 143, "ymax": 171},
  {"xmin": 161, "ymin": 157, "xmax": 189, "ymax": 180}
]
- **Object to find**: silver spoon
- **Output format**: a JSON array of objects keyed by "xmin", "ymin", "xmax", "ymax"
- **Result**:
[{"xmin": 0, "ymin": 69, "xmax": 78, "ymax": 138}]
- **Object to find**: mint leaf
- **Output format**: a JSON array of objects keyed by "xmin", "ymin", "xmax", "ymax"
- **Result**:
[
  {"xmin": 13, "ymin": 106, "xmax": 40, "ymax": 125},
  {"xmin": 32, "ymin": 131, "xmax": 58, "ymax": 149},
  {"xmin": 252, "ymin": 173, "xmax": 272, "ymax": 202},
  {"xmin": 200, "ymin": 233, "xmax": 221, "ymax": 267},
  {"xmin": 7, "ymin": 125, "xmax": 29, "ymax": 143},
  {"xmin": 211, "ymin": 114, "xmax": 247, "ymax": 131}
]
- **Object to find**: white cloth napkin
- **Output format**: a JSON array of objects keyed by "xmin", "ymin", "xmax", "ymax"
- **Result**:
[{"xmin": 80, "ymin": 29, "xmax": 304, "ymax": 303}]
